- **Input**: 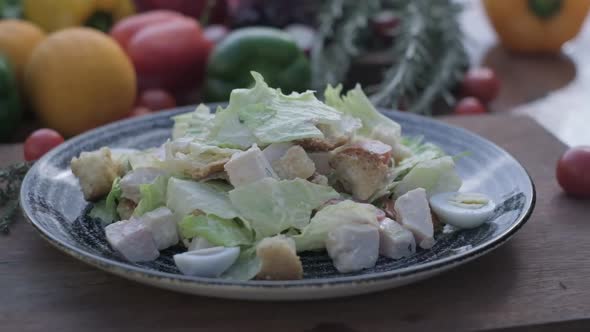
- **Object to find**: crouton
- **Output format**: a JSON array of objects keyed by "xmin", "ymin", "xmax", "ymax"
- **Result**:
[
  {"xmin": 294, "ymin": 124, "xmax": 349, "ymax": 152},
  {"xmin": 256, "ymin": 235, "xmax": 303, "ymax": 280},
  {"xmin": 71, "ymin": 147, "xmax": 120, "ymax": 201},
  {"xmin": 330, "ymin": 140, "xmax": 392, "ymax": 201},
  {"xmin": 272, "ymin": 146, "xmax": 316, "ymax": 180}
]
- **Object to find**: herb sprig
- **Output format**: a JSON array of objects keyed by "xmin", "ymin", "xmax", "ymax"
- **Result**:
[
  {"xmin": 312, "ymin": 0, "xmax": 469, "ymax": 115},
  {"xmin": 0, "ymin": 162, "xmax": 32, "ymax": 234}
]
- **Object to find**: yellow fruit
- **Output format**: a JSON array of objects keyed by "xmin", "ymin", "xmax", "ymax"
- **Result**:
[
  {"xmin": 25, "ymin": 28, "xmax": 136, "ymax": 137},
  {"xmin": 0, "ymin": 19, "xmax": 45, "ymax": 89}
]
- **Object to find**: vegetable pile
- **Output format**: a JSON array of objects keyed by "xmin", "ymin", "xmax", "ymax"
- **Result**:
[{"xmin": 71, "ymin": 72, "xmax": 497, "ymax": 280}]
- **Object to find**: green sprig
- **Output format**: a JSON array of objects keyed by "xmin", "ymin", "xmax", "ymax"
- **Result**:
[{"xmin": 0, "ymin": 162, "xmax": 32, "ymax": 234}]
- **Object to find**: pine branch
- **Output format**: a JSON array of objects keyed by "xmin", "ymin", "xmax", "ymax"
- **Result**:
[
  {"xmin": 311, "ymin": 0, "xmax": 381, "ymax": 90},
  {"xmin": 368, "ymin": 0, "xmax": 433, "ymax": 108},
  {"xmin": 0, "ymin": 162, "xmax": 32, "ymax": 234}
]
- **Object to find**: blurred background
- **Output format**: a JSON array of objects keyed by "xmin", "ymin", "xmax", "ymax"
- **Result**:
[{"xmin": 1, "ymin": 0, "xmax": 589, "ymax": 154}]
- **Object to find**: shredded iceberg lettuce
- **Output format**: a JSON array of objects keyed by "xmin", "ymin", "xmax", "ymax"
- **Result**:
[
  {"xmin": 293, "ymin": 200, "xmax": 379, "ymax": 252},
  {"xmin": 133, "ymin": 175, "xmax": 168, "ymax": 217},
  {"xmin": 166, "ymin": 178, "xmax": 240, "ymax": 219},
  {"xmin": 89, "ymin": 177, "xmax": 122, "ymax": 224},
  {"xmin": 394, "ymin": 156, "xmax": 462, "ymax": 198},
  {"xmin": 178, "ymin": 214, "xmax": 253, "ymax": 247},
  {"xmin": 172, "ymin": 104, "xmax": 215, "ymax": 140},
  {"xmin": 229, "ymin": 178, "xmax": 340, "ymax": 239},
  {"xmin": 221, "ymin": 246, "xmax": 261, "ymax": 281},
  {"xmin": 208, "ymin": 72, "xmax": 343, "ymax": 148}
]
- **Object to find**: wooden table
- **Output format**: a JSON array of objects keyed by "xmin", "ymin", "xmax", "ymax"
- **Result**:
[{"xmin": 2, "ymin": 114, "xmax": 590, "ymax": 332}]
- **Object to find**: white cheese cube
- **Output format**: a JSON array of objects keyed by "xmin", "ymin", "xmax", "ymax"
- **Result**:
[
  {"xmin": 224, "ymin": 144, "xmax": 277, "ymax": 187},
  {"xmin": 105, "ymin": 219, "xmax": 159, "ymax": 262},
  {"xmin": 394, "ymin": 188, "xmax": 435, "ymax": 249},
  {"xmin": 326, "ymin": 222, "xmax": 379, "ymax": 273},
  {"xmin": 379, "ymin": 218, "xmax": 416, "ymax": 259},
  {"xmin": 140, "ymin": 207, "xmax": 178, "ymax": 250}
]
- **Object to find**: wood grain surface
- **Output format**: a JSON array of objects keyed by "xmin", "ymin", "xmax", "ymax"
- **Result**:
[{"xmin": 1, "ymin": 114, "xmax": 589, "ymax": 332}]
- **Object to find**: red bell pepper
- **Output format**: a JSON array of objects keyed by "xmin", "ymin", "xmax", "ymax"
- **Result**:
[{"xmin": 111, "ymin": 10, "xmax": 213, "ymax": 93}]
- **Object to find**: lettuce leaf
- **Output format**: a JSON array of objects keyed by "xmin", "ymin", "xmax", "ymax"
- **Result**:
[
  {"xmin": 178, "ymin": 214, "xmax": 253, "ymax": 246},
  {"xmin": 160, "ymin": 140, "xmax": 240, "ymax": 178},
  {"xmin": 208, "ymin": 72, "xmax": 343, "ymax": 148},
  {"xmin": 221, "ymin": 246, "xmax": 261, "ymax": 281},
  {"xmin": 89, "ymin": 177, "xmax": 121, "ymax": 224},
  {"xmin": 229, "ymin": 178, "xmax": 340, "ymax": 239},
  {"xmin": 166, "ymin": 177, "xmax": 239, "ymax": 219},
  {"xmin": 293, "ymin": 200, "xmax": 379, "ymax": 252},
  {"xmin": 324, "ymin": 84, "xmax": 401, "ymax": 138},
  {"xmin": 394, "ymin": 156, "xmax": 462, "ymax": 198},
  {"xmin": 133, "ymin": 175, "xmax": 168, "ymax": 217},
  {"xmin": 393, "ymin": 136, "xmax": 446, "ymax": 181},
  {"xmin": 172, "ymin": 104, "xmax": 215, "ymax": 140}
]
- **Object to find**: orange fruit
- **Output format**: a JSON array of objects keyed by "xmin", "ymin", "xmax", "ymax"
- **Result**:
[
  {"xmin": 0, "ymin": 19, "xmax": 45, "ymax": 89},
  {"xmin": 25, "ymin": 28, "xmax": 136, "ymax": 137}
]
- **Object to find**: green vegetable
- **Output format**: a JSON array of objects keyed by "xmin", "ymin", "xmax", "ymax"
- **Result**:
[
  {"xmin": 0, "ymin": 0, "xmax": 23, "ymax": 18},
  {"xmin": 160, "ymin": 141, "xmax": 240, "ymax": 177},
  {"xmin": 294, "ymin": 200, "xmax": 379, "ymax": 252},
  {"xmin": 393, "ymin": 136, "xmax": 446, "ymax": 180},
  {"xmin": 229, "ymin": 178, "xmax": 340, "ymax": 239},
  {"xmin": 0, "ymin": 54, "xmax": 21, "ymax": 140},
  {"xmin": 133, "ymin": 175, "xmax": 168, "ymax": 217},
  {"xmin": 178, "ymin": 214, "xmax": 253, "ymax": 247},
  {"xmin": 166, "ymin": 177, "xmax": 239, "ymax": 219},
  {"xmin": 89, "ymin": 177, "xmax": 122, "ymax": 224},
  {"xmin": 393, "ymin": 156, "xmax": 462, "ymax": 198},
  {"xmin": 204, "ymin": 27, "xmax": 311, "ymax": 102},
  {"xmin": 221, "ymin": 246, "xmax": 261, "ymax": 281},
  {"xmin": 324, "ymin": 84, "xmax": 404, "ymax": 150},
  {"xmin": 208, "ymin": 72, "xmax": 342, "ymax": 148},
  {"xmin": 171, "ymin": 104, "xmax": 214, "ymax": 140}
]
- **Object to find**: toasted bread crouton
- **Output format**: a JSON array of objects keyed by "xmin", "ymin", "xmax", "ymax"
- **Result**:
[
  {"xmin": 71, "ymin": 147, "xmax": 120, "ymax": 201},
  {"xmin": 330, "ymin": 140, "xmax": 392, "ymax": 201},
  {"xmin": 272, "ymin": 146, "xmax": 316, "ymax": 180},
  {"xmin": 256, "ymin": 235, "xmax": 303, "ymax": 280},
  {"xmin": 294, "ymin": 124, "xmax": 350, "ymax": 152}
]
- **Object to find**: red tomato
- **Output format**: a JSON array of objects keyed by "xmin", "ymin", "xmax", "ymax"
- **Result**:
[
  {"xmin": 128, "ymin": 106, "xmax": 153, "ymax": 118},
  {"xmin": 461, "ymin": 67, "xmax": 501, "ymax": 104},
  {"xmin": 137, "ymin": 89, "xmax": 176, "ymax": 111},
  {"xmin": 24, "ymin": 129, "xmax": 65, "ymax": 161},
  {"xmin": 111, "ymin": 11, "xmax": 212, "ymax": 93},
  {"xmin": 454, "ymin": 97, "xmax": 487, "ymax": 115},
  {"xmin": 110, "ymin": 10, "xmax": 183, "ymax": 48},
  {"xmin": 556, "ymin": 146, "xmax": 590, "ymax": 197}
]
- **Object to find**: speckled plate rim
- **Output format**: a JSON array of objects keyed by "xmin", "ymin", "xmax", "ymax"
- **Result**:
[{"xmin": 20, "ymin": 107, "xmax": 536, "ymax": 291}]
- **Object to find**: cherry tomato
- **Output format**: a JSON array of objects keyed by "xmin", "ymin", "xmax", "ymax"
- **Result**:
[
  {"xmin": 453, "ymin": 97, "xmax": 487, "ymax": 115},
  {"xmin": 137, "ymin": 89, "xmax": 176, "ymax": 111},
  {"xmin": 461, "ymin": 67, "xmax": 501, "ymax": 104},
  {"xmin": 128, "ymin": 106, "xmax": 153, "ymax": 118},
  {"xmin": 556, "ymin": 146, "xmax": 590, "ymax": 197},
  {"xmin": 24, "ymin": 129, "xmax": 65, "ymax": 161}
]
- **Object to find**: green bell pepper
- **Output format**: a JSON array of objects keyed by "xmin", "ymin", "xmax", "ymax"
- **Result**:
[
  {"xmin": 0, "ymin": 54, "xmax": 22, "ymax": 141},
  {"xmin": 0, "ymin": 0, "xmax": 23, "ymax": 19},
  {"xmin": 204, "ymin": 27, "xmax": 311, "ymax": 102}
]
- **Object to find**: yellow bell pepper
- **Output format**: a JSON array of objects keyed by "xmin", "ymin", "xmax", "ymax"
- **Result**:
[
  {"xmin": 483, "ymin": 0, "xmax": 590, "ymax": 53},
  {"xmin": 23, "ymin": 0, "xmax": 135, "ymax": 32}
]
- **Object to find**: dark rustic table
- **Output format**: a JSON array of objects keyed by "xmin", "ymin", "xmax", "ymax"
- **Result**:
[
  {"xmin": 3, "ymin": 2, "xmax": 590, "ymax": 331},
  {"xmin": 2, "ymin": 115, "xmax": 590, "ymax": 332}
]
